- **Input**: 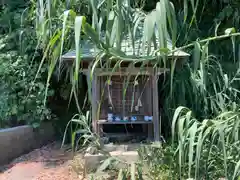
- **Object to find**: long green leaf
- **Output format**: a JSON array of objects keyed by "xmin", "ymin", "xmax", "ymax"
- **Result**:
[
  {"xmin": 233, "ymin": 160, "xmax": 240, "ymax": 180},
  {"xmin": 142, "ymin": 11, "xmax": 155, "ymax": 55},
  {"xmin": 172, "ymin": 106, "xmax": 189, "ymax": 144},
  {"xmin": 188, "ymin": 122, "xmax": 198, "ymax": 178},
  {"xmin": 59, "ymin": 10, "xmax": 76, "ymax": 73},
  {"xmin": 74, "ymin": 16, "xmax": 85, "ymax": 89},
  {"xmin": 218, "ymin": 124, "xmax": 228, "ymax": 178},
  {"xmin": 193, "ymin": 41, "xmax": 201, "ymax": 72},
  {"xmin": 118, "ymin": 169, "xmax": 124, "ymax": 180},
  {"xmin": 131, "ymin": 163, "xmax": 136, "ymax": 180}
]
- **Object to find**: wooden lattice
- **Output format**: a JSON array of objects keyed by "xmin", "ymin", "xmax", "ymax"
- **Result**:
[{"xmin": 99, "ymin": 75, "xmax": 153, "ymax": 120}]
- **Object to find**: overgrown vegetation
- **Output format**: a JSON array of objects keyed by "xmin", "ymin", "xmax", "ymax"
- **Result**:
[
  {"xmin": 171, "ymin": 106, "xmax": 240, "ymax": 179},
  {"xmin": 1, "ymin": 0, "xmax": 240, "ymax": 179},
  {"xmin": 0, "ymin": 1, "xmax": 56, "ymax": 128}
]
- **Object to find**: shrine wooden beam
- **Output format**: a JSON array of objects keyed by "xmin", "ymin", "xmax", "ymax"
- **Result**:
[{"xmin": 81, "ymin": 67, "xmax": 169, "ymax": 76}]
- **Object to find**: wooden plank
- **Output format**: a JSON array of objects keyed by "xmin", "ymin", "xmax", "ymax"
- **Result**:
[
  {"xmin": 97, "ymin": 120, "xmax": 153, "ymax": 125},
  {"xmin": 103, "ymin": 133, "xmax": 146, "ymax": 140},
  {"xmin": 122, "ymin": 76, "xmax": 126, "ymax": 118},
  {"xmin": 81, "ymin": 68, "xmax": 169, "ymax": 76},
  {"xmin": 147, "ymin": 76, "xmax": 153, "ymax": 139},
  {"xmin": 152, "ymin": 70, "xmax": 160, "ymax": 141}
]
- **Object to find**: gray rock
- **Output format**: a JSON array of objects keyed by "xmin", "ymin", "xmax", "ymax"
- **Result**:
[{"xmin": 86, "ymin": 146, "xmax": 98, "ymax": 155}]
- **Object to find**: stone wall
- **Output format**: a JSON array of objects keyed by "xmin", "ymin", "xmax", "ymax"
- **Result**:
[{"xmin": 0, "ymin": 123, "xmax": 55, "ymax": 165}]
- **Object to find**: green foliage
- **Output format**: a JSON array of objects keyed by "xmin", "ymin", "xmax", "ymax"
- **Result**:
[
  {"xmin": 61, "ymin": 111, "xmax": 100, "ymax": 152},
  {"xmin": 116, "ymin": 164, "xmax": 144, "ymax": 180},
  {"xmin": 0, "ymin": 3, "xmax": 55, "ymax": 128},
  {"xmin": 171, "ymin": 106, "xmax": 240, "ymax": 179},
  {"xmin": 138, "ymin": 143, "xmax": 178, "ymax": 179},
  {"xmin": 0, "ymin": 43, "xmax": 54, "ymax": 128},
  {"xmin": 0, "ymin": 84, "xmax": 9, "ymax": 128}
]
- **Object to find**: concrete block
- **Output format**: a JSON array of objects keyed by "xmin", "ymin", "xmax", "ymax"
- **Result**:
[
  {"xmin": 0, "ymin": 122, "xmax": 55, "ymax": 165},
  {"xmin": 118, "ymin": 151, "xmax": 139, "ymax": 163},
  {"xmin": 84, "ymin": 153, "xmax": 107, "ymax": 172}
]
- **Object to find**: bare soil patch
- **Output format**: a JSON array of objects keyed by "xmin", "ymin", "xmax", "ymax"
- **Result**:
[{"xmin": 0, "ymin": 142, "xmax": 84, "ymax": 180}]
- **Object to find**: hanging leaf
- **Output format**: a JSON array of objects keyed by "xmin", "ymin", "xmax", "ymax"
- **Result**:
[
  {"xmin": 183, "ymin": 0, "xmax": 188, "ymax": 22},
  {"xmin": 231, "ymin": 36, "xmax": 236, "ymax": 63},
  {"xmin": 224, "ymin": 74, "xmax": 229, "ymax": 89},
  {"xmin": 90, "ymin": 0, "xmax": 99, "ymax": 32},
  {"xmin": 97, "ymin": 157, "xmax": 115, "ymax": 172},
  {"xmin": 59, "ymin": 10, "xmax": 76, "ymax": 71},
  {"xmin": 188, "ymin": 123, "xmax": 198, "ymax": 178},
  {"xmin": 225, "ymin": 27, "xmax": 236, "ymax": 35},
  {"xmin": 143, "ymin": 11, "xmax": 155, "ymax": 45},
  {"xmin": 156, "ymin": 1, "xmax": 167, "ymax": 49},
  {"xmin": 165, "ymin": 0, "xmax": 177, "ymax": 47},
  {"xmin": 117, "ymin": 169, "xmax": 124, "ymax": 180},
  {"xmin": 232, "ymin": 160, "xmax": 240, "ymax": 180},
  {"xmin": 171, "ymin": 106, "xmax": 190, "ymax": 144},
  {"xmin": 108, "ymin": 10, "xmax": 115, "ymax": 20},
  {"xmin": 83, "ymin": 23, "xmax": 101, "ymax": 48},
  {"xmin": 193, "ymin": 41, "xmax": 201, "ymax": 72},
  {"xmin": 74, "ymin": 16, "xmax": 85, "ymax": 90}
]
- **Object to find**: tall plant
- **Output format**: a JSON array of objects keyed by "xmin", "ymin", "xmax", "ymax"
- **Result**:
[{"xmin": 172, "ymin": 106, "xmax": 240, "ymax": 179}]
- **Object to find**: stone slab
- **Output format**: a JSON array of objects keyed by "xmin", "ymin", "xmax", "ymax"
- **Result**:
[
  {"xmin": 0, "ymin": 123, "xmax": 55, "ymax": 165},
  {"xmin": 84, "ymin": 150, "xmax": 139, "ymax": 171},
  {"xmin": 84, "ymin": 153, "xmax": 107, "ymax": 171}
]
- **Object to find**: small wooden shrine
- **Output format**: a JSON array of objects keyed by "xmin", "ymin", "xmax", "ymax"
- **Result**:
[{"xmin": 62, "ymin": 34, "xmax": 189, "ymax": 141}]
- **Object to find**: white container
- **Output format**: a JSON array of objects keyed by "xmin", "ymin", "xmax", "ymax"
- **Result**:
[
  {"xmin": 148, "ymin": 116, "xmax": 153, "ymax": 121},
  {"xmin": 123, "ymin": 116, "xmax": 128, "ymax": 121},
  {"xmin": 131, "ymin": 116, "xmax": 137, "ymax": 121},
  {"xmin": 115, "ymin": 116, "xmax": 121, "ymax": 121},
  {"xmin": 144, "ymin": 116, "xmax": 149, "ymax": 121},
  {"xmin": 107, "ymin": 113, "xmax": 113, "ymax": 121}
]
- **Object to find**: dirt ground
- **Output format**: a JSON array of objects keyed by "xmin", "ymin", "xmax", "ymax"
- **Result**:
[{"xmin": 0, "ymin": 142, "xmax": 85, "ymax": 180}]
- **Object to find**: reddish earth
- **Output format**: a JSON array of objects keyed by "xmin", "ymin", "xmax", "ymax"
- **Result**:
[{"xmin": 0, "ymin": 142, "xmax": 83, "ymax": 180}]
